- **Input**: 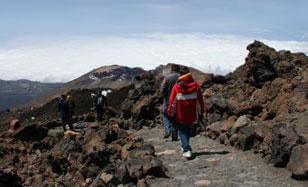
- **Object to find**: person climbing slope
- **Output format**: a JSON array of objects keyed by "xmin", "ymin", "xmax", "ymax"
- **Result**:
[
  {"xmin": 161, "ymin": 64, "xmax": 181, "ymax": 140},
  {"xmin": 95, "ymin": 90, "xmax": 107, "ymax": 122},
  {"xmin": 58, "ymin": 94, "xmax": 74, "ymax": 132},
  {"xmin": 168, "ymin": 71, "xmax": 205, "ymax": 158}
]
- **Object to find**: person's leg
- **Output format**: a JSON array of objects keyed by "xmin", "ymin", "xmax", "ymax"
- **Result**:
[
  {"xmin": 171, "ymin": 120, "xmax": 178, "ymax": 141},
  {"xmin": 101, "ymin": 108, "xmax": 105, "ymax": 120},
  {"xmin": 67, "ymin": 117, "xmax": 74, "ymax": 131},
  {"xmin": 178, "ymin": 124, "xmax": 192, "ymax": 152},
  {"xmin": 62, "ymin": 117, "xmax": 67, "ymax": 131},
  {"xmin": 183, "ymin": 125, "xmax": 192, "ymax": 151},
  {"xmin": 162, "ymin": 101, "xmax": 170, "ymax": 137},
  {"xmin": 97, "ymin": 108, "xmax": 102, "ymax": 121}
]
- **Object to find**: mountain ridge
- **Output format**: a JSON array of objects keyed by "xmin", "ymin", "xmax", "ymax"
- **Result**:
[{"xmin": 0, "ymin": 79, "xmax": 62, "ymax": 111}]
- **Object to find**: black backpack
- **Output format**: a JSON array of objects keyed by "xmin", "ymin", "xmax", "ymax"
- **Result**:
[{"xmin": 96, "ymin": 96, "xmax": 105, "ymax": 107}]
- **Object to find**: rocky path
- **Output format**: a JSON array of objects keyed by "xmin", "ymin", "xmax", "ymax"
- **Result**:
[{"xmin": 135, "ymin": 127, "xmax": 308, "ymax": 187}]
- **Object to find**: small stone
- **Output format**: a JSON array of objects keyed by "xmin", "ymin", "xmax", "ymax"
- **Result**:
[
  {"xmin": 99, "ymin": 172, "xmax": 114, "ymax": 184},
  {"xmin": 194, "ymin": 180, "xmax": 211, "ymax": 186},
  {"xmin": 137, "ymin": 179, "xmax": 147, "ymax": 187},
  {"xmin": 155, "ymin": 149, "xmax": 176, "ymax": 155},
  {"xmin": 231, "ymin": 115, "xmax": 250, "ymax": 132},
  {"xmin": 85, "ymin": 178, "xmax": 92, "ymax": 184}
]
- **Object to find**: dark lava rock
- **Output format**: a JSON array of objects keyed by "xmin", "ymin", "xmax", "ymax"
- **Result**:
[
  {"xmin": 116, "ymin": 163, "xmax": 133, "ymax": 184},
  {"xmin": 48, "ymin": 155, "xmax": 70, "ymax": 175},
  {"xmin": 234, "ymin": 126, "xmax": 262, "ymax": 151},
  {"xmin": 271, "ymin": 123, "xmax": 306, "ymax": 167},
  {"xmin": 52, "ymin": 137, "xmax": 82, "ymax": 153},
  {"xmin": 13, "ymin": 124, "xmax": 48, "ymax": 142},
  {"xmin": 128, "ymin": 144, "xmax": 155, "ymax": 159},
  {"xmin": 125, "ymin": 158, "xmax": 164, "ymax": 180},
  {"xmin": 0, "ymin": 169, "xmax": 22, "ymax": 187}
]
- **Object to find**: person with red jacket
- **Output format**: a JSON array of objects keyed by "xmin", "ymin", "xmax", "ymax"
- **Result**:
[{"xmin": 168, "ymin": 72, "xmax": 205, "ymax": 158}]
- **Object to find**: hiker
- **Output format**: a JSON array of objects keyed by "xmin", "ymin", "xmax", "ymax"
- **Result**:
[
  {"xmin": 161, "ymin": 64, "xmax": 181, "ymax": 140},
  {"xmin": 58, "ymin": 94, "xmax": 74, "ymax": 132},
  {"xmin": 95, "ymin": 90, "xmax": 107, "ymax": 122},
  {"xmin": 168, "ymin": 70, "xmax": 205, "ymax": 158}
]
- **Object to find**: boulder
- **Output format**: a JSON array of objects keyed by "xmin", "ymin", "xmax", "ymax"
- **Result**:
[
  {"xmin": 47, "ymin": 155, "xmax": 70, "ymax": 175},
  {"xmin": 116, "ymin": 163, "xmax": 132, "ymax": 184},
  {"xmin": 271, "ymin": 123, "xmax": 306, "ymax": 167},
  {"xmin": 13, "ymin": 124, "xmax": 48, "ymax": 142},
  {"xmin": 229, "ymin": 115, "xmax": 251, "ymax": 134},
  {"xmin": 125, "ymin": 158, "xmax": 164, "ymax": 180},
  {"xmin": 206, "ymin": 121, "xmax": 224, "ymax": 139},
  {"xmin": 128, "ymin": 144, "xmax": 155, "ymax": 159},
  {"xmin": 234, "ymin": 126, "xmax": 262, "ymax": 151},
  {"xmin": 287, "ymin": 144, "xmax": 308, "ymax": 180},
  {"xmin": 0, "ymin": 169, "xmax": 22, "ymax": 187}
]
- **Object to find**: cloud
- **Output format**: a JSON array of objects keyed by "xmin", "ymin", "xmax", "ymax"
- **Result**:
[{"xmin": 0, "ymin": 33, "xmax": 308, "ymax": 83}]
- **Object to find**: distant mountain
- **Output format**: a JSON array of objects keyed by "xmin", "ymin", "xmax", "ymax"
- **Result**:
[
  {"xmin": 27, "ymin": 65, "xmax": 145, "ymax": 107},
  {"xmin": 0, "ymin": 79, "xmax": 62, "ymax": 111}
]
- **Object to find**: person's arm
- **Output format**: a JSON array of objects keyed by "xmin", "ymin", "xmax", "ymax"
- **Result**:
[
  {"xmin": 161, "ymin": 77, "xmax": 168, "ymax": 100},
  {"xmin": 196, "ymin": 85, "xmax": 205, "ymax": 115},
  {"xmin": 168, "ymin": 86, "xmax": 177, "ymax": 117}
]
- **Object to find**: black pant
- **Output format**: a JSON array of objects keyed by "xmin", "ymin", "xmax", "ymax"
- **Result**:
[
  {"xmin": 62, "ymin": 116, "xmax": 74, "ymax": 131},
  {"xmin": 96, "ymin": 108, "xmax": 104, "ymax": 121}
]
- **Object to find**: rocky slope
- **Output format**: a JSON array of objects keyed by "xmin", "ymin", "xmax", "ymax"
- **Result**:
[
  {"xmin": 0, "ymin": 40, "xmax": 307, "ymax": 186},
  {"xmin": 0, "ymin": 115, "xmax": 167, "ymax": 186},
  {"xmin": 203, "ymin": 41, "xmax": 308, "ymax": 179},
  {"xmin": 26, "ymin": 65, "xmax": 145, "ymax": 108}
]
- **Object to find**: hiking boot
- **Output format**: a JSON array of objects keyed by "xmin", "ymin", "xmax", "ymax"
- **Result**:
[
  {"xmin": 182, "ymin": 151, "xmax": 192, "ymax": 158},
  {"xmin": 163, "ymin": 132, "xmax": 170, "ymax": 139}
]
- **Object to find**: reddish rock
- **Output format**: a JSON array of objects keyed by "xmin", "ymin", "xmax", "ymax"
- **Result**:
[
  {"xmin": 206, "ymin": 121, "xmax": 224, "ymax": 139},
  {"xmin": 8, "ymin": 119, "xmax": 21, "ymax": 133},
  {"xmin": 221, "ymin": 116, "xmax": 236, "ymax": 132}
]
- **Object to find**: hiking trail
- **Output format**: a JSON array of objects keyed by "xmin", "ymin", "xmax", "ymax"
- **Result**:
[{"xmin": 135, "ymin": 126, "xmax": 308, "ymax": 187}]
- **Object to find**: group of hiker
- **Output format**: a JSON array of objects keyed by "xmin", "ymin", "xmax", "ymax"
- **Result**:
[
  {"xmin": 57, "ymin": 90, "xmax": 107, "ymax": 132},
  {"xmin": 57, "ymin": 64, "xmax": 204, "ymax": 159},
  {"xmin": 161, "ymin": 64, "xmax": 207, "ymax": 158}
]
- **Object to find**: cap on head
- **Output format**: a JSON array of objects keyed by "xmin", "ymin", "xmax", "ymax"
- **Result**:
[
  {"xmin": 101, "ymin": 90, "xmax": 107, "ymax": 97},
  {"xmin": 180, "ymin": 66, "xmax": 190, "ymax": 75}
]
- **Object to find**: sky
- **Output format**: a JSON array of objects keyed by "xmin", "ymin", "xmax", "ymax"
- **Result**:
[{"xmin": 0, "ymin": 0, "xmax": 308, "ymax": 82}]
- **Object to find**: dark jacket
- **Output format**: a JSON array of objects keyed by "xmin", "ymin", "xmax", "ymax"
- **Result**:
[
  {"xmin": 58, "ymin": 99, "xmax": 70, "ymax": 119},
  {"xmin": 68, "ymin": 100, "xmax": 75, "ymax": 117},
  {"xmin": 95, "ymin": 95, "xmax": 107, "ymax": 109},
  {"xmin": 161, "ymin": 73, "xmax": 180, "ymax": 102}
]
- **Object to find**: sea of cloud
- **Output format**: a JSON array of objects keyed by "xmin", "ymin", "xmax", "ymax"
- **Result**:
[{"xmin": 0, "ymin": 33, "xmax": 307, "ymax": 83}]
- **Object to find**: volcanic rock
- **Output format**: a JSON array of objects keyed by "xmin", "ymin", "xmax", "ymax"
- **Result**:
[
  {"xmin": 287, "ymin": 143, "xmax": 308, "ymax": 180},
  {"xmin": 271, "ymin": 123, "xmax": 306, "ymax": 167}
]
